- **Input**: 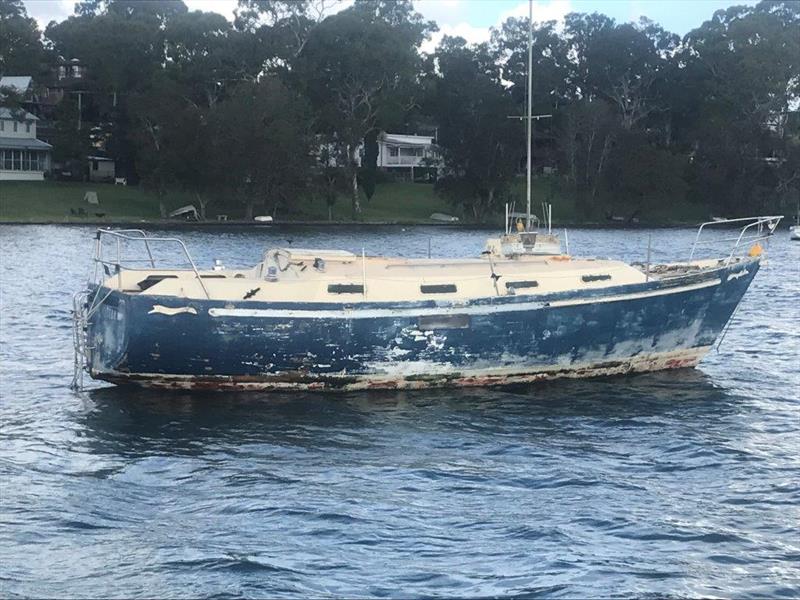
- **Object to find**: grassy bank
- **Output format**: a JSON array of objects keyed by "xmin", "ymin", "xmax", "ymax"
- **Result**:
[
  {"xmin": 0, "ymin": 180, "xmax": 453, "ymax": 224},
  {"xmin": 0, "ymin": 178, "xmax": 708, "ymax": 225}
]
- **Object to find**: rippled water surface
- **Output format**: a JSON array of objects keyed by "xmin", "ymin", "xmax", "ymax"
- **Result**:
[{"xmin": 1, "ymin": 225, "xmax": 798, "ymax": 598}]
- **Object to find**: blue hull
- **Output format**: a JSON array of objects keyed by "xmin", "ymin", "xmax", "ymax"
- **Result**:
[{"xmin": 85, "ymin": 260, "xmax": 759, "ymax": 390}]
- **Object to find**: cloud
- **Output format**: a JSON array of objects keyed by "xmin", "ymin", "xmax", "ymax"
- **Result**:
[
  {"xmin": 498, "ymin": 0, "xmax": 572, "ymax": 25},
  {"xmin": 24, "ymin": 0, "xmax": 73, "ymax": 31},
  {"xmin": 184, "ymin": 0, "xmax": 239, "ymax": 20},
  {"xmin": 421, "ymin": 22, "xmax": 493, "ymax": 55},
  {"xmin": 419, "ymin": 0, "xmax": 572, "ymax": 54}
]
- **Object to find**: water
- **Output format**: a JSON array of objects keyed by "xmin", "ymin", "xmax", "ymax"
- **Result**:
[{"xmin": 1, "ymin": 225, "xmax": 798, "ymax": 598}]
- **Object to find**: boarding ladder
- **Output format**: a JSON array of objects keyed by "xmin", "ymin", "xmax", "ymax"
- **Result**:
[{"xmin": 71, "ymin": 290, "xmax": 91, "ymax": 391}]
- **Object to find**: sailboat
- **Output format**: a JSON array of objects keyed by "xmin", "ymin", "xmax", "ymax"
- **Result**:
[{"xmin": 71, "ymin": 2, "xmax": 781, "ymax": 392}]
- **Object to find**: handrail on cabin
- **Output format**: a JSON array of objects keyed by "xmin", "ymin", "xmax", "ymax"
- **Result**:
[
  {"xmin": 94, "ymin": 228, "xmax": 211, "ymax": 299},
  {"xmin": 689, "ymin": 216, "xmax": 783, "ymax": 263}
]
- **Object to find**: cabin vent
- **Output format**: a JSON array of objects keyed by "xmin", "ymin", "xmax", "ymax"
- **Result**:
[
  {"xmin": 419, "ymin": 315, "xmax": 470, "ymax": 329},
  {"xmin": 581, "ymin": 274, "xmax": 611, "ymax": 283},
  {"xmin": 328, "ymin": 284, "xmax": 364, "ymax": 294},
  {"xmin": 506, "ymin": 280, "xmax": 539, "ymax": 290},
  {"xmin": 420, "ymin": 284, "xmax": 457, "ymax": 294}
]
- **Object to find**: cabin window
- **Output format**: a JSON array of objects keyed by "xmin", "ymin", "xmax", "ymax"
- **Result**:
[
  {"xmin": 328, "ymin": 284, "xmax": 364, "ymax": 294},
  {"xmin": 137, "ymin": 274, "xmax": 178, "ymax": 291},
  {"xmin": 582, "ymin": 274, "xmax": 611, "ymax": 283},
  {"xmin": 506, "ymin": 280, "xmax": 539, "ymax": 290},
  {"xmin": 420, "ymin": 284, "xmax": 457, "ymax": 294},
  {"xmin": 419, "ymin": 314, "xmax": 470, "ymax": 329}
]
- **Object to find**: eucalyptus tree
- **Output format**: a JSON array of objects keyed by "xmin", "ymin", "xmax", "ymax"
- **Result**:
[
  {"xmin": 674, "ymin": 0, "xmax": 800, "ymax": 212},
  {"xmin": 209, "ymin": 78, "xmax": 316, "ymax": 219},
  {"xmin": 0, "ymin": 1, "xmax": 46, "ymax": 77},
  {"xmin": 292, "ymin": 0, "xmax": 435, "ymax": 215},
  {"xmin": 428, "ymin": 36, "xmax": 522, "ymax": 221}
]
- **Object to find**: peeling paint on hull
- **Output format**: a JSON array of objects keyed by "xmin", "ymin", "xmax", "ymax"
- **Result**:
[
  {"xmin": 84, "ymin": 260, "xmax": 759, "ymax": 392},
  {"xmin": 94, "ymin": 346, "xmax": 710, "ymax": 391}
]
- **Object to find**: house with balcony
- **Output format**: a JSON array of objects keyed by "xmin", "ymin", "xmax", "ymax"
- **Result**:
[
  {"xmin": 376, "ymin": 133, "xmax": 441, "ymax": 179},
  {"xmin": 0, "ymin": 107, "xmax": 52, "ymax": 181}
]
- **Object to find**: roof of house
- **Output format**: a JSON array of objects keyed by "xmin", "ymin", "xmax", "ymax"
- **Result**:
[
  {"xmin": 382, "ymin": 133, "xmax": 435, "ymax": 146},
  {"xmin": 87, "ymin": 155, "xmax": 115, "ymax": 161},
  {"xmin": 0, "ymin": 107, "xmax": 38, "ymax": 121},
  {"xmin": 0, "ymin": 137, "xmax": 53, "ymax": 150},
  {"xmin": 0, "ymin": 76, "xmax": 32, "ymax": 94}
]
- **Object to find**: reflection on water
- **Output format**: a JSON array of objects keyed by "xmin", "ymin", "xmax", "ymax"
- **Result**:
[
  {"xmin": 81, "ymin": 370, "xmax": 734, "ymax": 457},
  {"xmin": 1, "ymin": 225, "xmax": 798, "ymax": 598}
]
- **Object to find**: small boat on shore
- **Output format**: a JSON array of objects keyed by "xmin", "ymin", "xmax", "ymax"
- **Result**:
[{"xmin": 71, "ymin": 216, "xmax": 780, "ymax": 391}]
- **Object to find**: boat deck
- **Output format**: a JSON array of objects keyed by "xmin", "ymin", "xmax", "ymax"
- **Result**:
[{"xmin": 98, "ymin": 249, "xmax": 728, "ymax": 304}]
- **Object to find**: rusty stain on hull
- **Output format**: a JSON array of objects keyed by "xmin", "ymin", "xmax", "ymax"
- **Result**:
[{"xmin": 93, "ymin": 346, "xmax": 710, "ymax": 392}]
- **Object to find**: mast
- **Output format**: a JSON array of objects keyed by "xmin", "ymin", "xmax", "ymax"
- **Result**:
[{"xmin": 525, "ymin": 0, "xmax": 533, "ymax": 230}]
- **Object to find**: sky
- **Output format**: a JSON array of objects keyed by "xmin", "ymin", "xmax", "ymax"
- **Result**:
[{"xmin": 24, "ymin": 0, "xmax": 758, "ymax": 52}]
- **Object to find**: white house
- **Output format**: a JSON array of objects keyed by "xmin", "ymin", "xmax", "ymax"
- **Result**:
[
  {"xmin": 318, "ymin": 132, "xmax": 442, "ymax": 179},
  {"xmin": 377, "ymin": 133, "xmax": 439, "ymax": 170},
  {"xmin": 0, "ymin": 107, "xmax": 52, "ymax": 181}
]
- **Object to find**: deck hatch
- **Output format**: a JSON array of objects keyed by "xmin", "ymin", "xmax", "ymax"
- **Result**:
[
  {"xmin": 420, "ymin": 284, "xmax": 457, "ymax": 294},
  {"xmin": 582, "ymin": 274, "xmax": 612, "ymax": 283},
  {"xmin": 328, "ymin": 284, "xmax": 364, "ymax": 294},
  {"xmin": 418, "ymin": 314, "xmax": 470, "ymax": 329},
  {"xmin": 506, "ymin": 280, "xmax": 539, "ymax": 290},
  {"xmin": 137, "ymin": 274, "xmax": 178, "ymax": 291}
]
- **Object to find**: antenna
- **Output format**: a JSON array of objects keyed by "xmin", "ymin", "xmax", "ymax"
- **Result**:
[{"xmin": 507, "ymin": 0, "xmax": 551, "ymax": 232}]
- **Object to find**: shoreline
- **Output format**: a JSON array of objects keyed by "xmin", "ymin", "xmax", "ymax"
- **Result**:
[{"xmin": 0, "ymin": 218, "xmax": 711, "ymax": 229}]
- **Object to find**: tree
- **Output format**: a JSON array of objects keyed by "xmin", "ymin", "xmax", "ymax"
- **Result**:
[
  {"xmin": 164, "ymin": 10, "xmax": 237, "ymax": 108},
  {"xmin": 360, "ymin": 130, "xmax": 379, "ymax": 200},
  {"xmin": 559, "ymin": 99, "xmax": 618, "ymax": 215},
  {"xmin": 601, "ymin": 131, "xmax": 687, "ymax": 219},
  {"xmin": 293, "ymin": 0, "xmax": 434, "ymax": 216},
  {"xmin": 210, "ymin": 78, "xmax": 315, "ymax": 219},
  {"xmin": 673, "ymin": 1, "xmax": 800, "ymax": 213},
  {"xmin": 234, "ymin": 0, "xmax": 340, "ymax": 66},
  {"xmin": 0, "ymin": 1, "xmax": 46, "ymax": 76},
  {"xmin": 429, "ymin": 37, "xmax": 523, "ymax": 221},
  {"xmin": 491, "ymin": 18, "xmax": 572, "ymax": 111}
]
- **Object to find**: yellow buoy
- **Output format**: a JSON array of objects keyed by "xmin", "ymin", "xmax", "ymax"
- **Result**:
[{"xmin": 748, "ymin": 242, "xmax": 763, "ymax": 257}]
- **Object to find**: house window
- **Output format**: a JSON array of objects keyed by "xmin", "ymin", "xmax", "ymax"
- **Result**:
[
  {"xmin": 12, "ymin": 150, "xmax": 21, "ymax": 170},
  {"xmin": 0, "ymin": 120, "xmax": 4, "ymax": 132},
  {"xmin": 25, "ymin": 122, "xmax": 31, "ymax": 133},
  {"xmin": 58, "ymin": 66, "xmax": 67, "ymax": 80},
  {"xmin": 92, "ymin": 160, "xmax": 99, "ymax": 170},
  {"xmin": 13, "ymin": 122, "xmax": 18, "ymax": 133},
  {"xmin": 389, "ymin": 147, "xmax": 398, "ymax": 157}
]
